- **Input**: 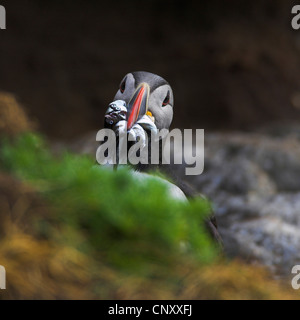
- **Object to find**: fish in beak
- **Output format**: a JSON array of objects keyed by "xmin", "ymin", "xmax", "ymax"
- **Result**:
[
  {"xmin": 104, "ymin": 100, "xmax": 127, "ymax": 126},
  {"xmin": 126, "ymin": 82, "xmax": 150, "ymax": 130}
]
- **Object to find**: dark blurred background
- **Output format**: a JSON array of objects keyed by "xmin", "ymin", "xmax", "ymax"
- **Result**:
[{"xmin": 1, "ymin": 0, "xmax": 300, "ymax": 139}]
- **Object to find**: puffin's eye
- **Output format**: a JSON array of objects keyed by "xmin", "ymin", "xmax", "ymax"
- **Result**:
[
  {"xmin": 120, "ymin": 78, "xmax": 126, "ymax": 93},
  {"xmin": 162, "ymin": 91, "xmax": 170, "ymax": 107}
]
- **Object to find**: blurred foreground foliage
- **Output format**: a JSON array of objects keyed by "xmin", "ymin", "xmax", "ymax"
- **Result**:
[
  {"xmin": 0, "ymin": 133, "xmax": 299, "ymax": 299},
  {"xmin": 0, "ymin": 95, "xmax": 299, "ymax": 299},
  {"xmin": 1, "ymin": 133, "xmax": 217, "ymax": 269}
]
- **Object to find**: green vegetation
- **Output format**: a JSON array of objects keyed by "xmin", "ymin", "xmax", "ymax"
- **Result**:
[
  {"xmin": 0, "ymin": 133, "xmax": 218, "ymax": 272},
  {"xmin": 0, "ymin": 130, "xmax": 299, "ymax": 299}
]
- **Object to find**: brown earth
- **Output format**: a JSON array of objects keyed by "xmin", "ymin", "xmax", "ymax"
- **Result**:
[{"xmin": 0, "ymin": 92, "xmax": 32, "ymax": 137}]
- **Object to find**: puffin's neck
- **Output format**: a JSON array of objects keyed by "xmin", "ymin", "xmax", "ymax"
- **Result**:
[{"xmin": 134, "ymin": 134, "xmax": 163, "ymax": 172}]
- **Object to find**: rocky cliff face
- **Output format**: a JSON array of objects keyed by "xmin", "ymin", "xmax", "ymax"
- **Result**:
[{"xmin": 173, "ymin": 128, "xmax": 300, "ymax": 277}]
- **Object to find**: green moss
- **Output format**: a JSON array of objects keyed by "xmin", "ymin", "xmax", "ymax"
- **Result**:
[{"xmin": 0, "ymin": 133, "xmax": 219, "ymax": 273}]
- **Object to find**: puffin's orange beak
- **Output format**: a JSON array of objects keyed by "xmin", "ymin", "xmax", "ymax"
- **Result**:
[{"xmin": 126, "ymin": 83, "xmax": 150, "ymax": 130}]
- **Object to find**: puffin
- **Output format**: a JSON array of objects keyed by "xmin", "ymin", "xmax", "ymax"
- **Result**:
[{"xmin": 102, "ymin": 71, "xmax": 222, "ymax": 245}]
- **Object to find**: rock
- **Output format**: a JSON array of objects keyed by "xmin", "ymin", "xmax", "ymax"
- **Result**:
[{"xmin": 175, "ymin": 131, "xmax": 300, "ymax": 276}]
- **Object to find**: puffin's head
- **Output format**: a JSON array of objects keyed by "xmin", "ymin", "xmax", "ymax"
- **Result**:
[{"xmin": 112, "ymin": 71, "xmax": 174, "ymax": 131}]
